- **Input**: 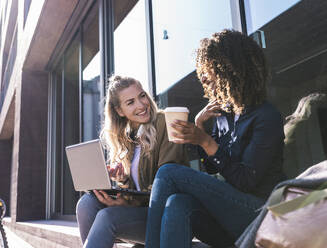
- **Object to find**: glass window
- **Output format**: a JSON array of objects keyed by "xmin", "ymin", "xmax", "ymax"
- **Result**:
[
  {"xmin": 113, "ymin": 0, "xmax": 149, "ymax": 91},
  {"xmin": 245, "ymin": 0, "xmax": 300, "ymax": 34},
  {"xmin": 63, "ymin": 35, "xmax": 80, "ymax": 215},
  {"xmin": 245, "ymin": 0, "xmax": 327, "ymax": 178},
  {"xmin": 0, "ymin": 30, "xmax": 17, "ymax": 110},
  {"xmin": 50, "ymin": 3, "xmax": 103, "ymax": 218},
  {"xmin": 82, "ymin": 3, "xmax": 101, "ymax": 142},
  {"xmin": 152, "ymin": 0, "xmax": 233, "ymax": 95},
  {"xmin": 152, "ymin": 0, "xmax": 234, "ymax": 164}
]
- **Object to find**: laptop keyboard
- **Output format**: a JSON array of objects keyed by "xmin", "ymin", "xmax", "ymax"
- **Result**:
[{"xmin": 107, "ymin": 187, "xmax": 150, "ymax": 196}]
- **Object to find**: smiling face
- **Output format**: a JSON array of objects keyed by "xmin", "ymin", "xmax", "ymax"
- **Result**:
[
  {"xmin": 115, "ymin": 83, "xmax": 151, "ymax": 129},
  {"xmin": 201, "ymin": 72, "xmax": 219, "ymax": 100}
]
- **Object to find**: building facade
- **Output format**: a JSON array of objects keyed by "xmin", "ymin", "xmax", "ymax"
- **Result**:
[{"xmin": 0, "ymin": 0, "xmax": 326, "ymax": 246}]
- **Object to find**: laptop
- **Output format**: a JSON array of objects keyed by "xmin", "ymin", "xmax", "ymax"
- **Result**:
[{"xmin": 65, "ymin": 139, "xmax": 150, "ymax": 196}]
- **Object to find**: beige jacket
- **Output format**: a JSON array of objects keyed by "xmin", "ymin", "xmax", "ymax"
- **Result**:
[{"xmin": 122, "ymin": 111, "xmax": 189, "ymax": 204}]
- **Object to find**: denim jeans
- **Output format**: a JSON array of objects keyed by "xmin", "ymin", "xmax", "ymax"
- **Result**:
[
  {"xmin": 76, "ymin": 192, "xmax": 147, "ymax": 248},
  {"xmin": 145, "ymin": 164, "xmax": 265, "ymax": 248}
]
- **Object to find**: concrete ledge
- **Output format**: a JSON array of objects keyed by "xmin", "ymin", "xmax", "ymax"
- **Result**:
[
  {"xmin": 3, "ymin": 218, "xmax": 211, "ymax": 248},
  {"xmin": 3, "ymin": 218, "xmax": 82, "ymax": 248},
  {"xmin": 3, "ymin": 218, "xmax": 138, "ymax": 248},
  {"xmin": 4, "ymin": 226, "xmax": 37, "ymax": 248}
]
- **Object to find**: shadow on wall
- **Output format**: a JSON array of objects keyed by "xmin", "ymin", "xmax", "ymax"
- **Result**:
[{"xmin": 283, "ymin": 92, "xmax": 327, "ymax": 178}]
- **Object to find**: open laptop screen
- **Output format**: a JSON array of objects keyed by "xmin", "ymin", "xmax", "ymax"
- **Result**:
[
  {"xmin": 65, "ymin": 139, "xmax": 112, "ymax": 191},
  {"xmin": 65, "ymin": 139, "xmax": 150, "ymax": 196}
]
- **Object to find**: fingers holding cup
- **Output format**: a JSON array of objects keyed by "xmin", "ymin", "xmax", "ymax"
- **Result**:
[{"xmin": 164, "ymin": 107, "xmax": 189, "ymax": 142}]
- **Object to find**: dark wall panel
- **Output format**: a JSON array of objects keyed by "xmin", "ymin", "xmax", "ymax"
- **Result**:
[
  {"xmin": 0, "ymin": 138, "xmax": 12, "ymax": 216},
  {"xmin": 15, "ymin": 71, "xmax": 48, "ymax": 221}
]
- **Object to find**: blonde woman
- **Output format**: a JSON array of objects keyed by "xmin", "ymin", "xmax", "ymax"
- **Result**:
[{"xmin": 76, "ymin": 75, "xmax": 188, "ymax": 248}]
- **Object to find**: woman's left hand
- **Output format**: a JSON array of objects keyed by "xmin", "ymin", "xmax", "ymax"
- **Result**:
[
  {"xmin": 93, "ymin": 190, "xmax": 128, "ymax": 206},
  {"xmin": 170, "ymin": 120, "xmax": 208, "ymax": 145},
  {"xmin": 170, "ymin": 120, "xmax": 219, "ymax": 156}
]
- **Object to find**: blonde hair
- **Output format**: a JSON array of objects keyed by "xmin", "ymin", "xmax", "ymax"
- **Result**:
[{"xmin": 100, "ymin": 75, "xmax": 158, "ymax": 172}]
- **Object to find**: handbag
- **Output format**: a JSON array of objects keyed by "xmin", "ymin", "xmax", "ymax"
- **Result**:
[{"xmin": 255, "ymin": 186, "xmax": 327, "ymax": 248}]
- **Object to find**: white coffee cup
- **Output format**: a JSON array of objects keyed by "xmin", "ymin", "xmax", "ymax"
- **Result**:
[{"xmin": 164, "ymin": 107, "xmax": 190, "ymax": 141}]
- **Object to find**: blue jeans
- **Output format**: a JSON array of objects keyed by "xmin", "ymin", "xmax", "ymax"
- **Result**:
[
  {"xmin": 76, "ymin": 192, "xmax": 147, "ymax": 248},
  {"xmin": 145, "ymin": 164, "xmax": 265, "ymax": 248}
]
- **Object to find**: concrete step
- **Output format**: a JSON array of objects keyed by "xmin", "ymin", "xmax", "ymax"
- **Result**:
[
  {"xmin": 3, "ymin": 218, "xmax": 82, "ymax": 248},
  {"xmin": 3, "ymin": 218, "xmax": 212, "ymax": 248},
  {"xmin": 4, "ymin": 226, "xmax": 34, "ymax": 248}
]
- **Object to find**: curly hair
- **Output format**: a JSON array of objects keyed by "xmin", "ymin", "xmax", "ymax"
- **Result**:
[
  {"xmin": 100, "ymin": 75, "xmax": 158, "ymax": 172},
  {"xmin": 196, "ymin": 29, "xmax": 268, "ymax": 114}
]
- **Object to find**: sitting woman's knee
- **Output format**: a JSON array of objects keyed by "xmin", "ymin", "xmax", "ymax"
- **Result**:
[
  {"xmin": 76, "ymin": 193, "xmax": 101, "ymax": 217},
  {"xmin": 157, "ymin": 163, "xmax": 179, "ymax": 177},
  {"xmin": 95, "ymin": 208, "xmax": 117, "ymax": 230},
  {"xmin": 162, "ymin": 194, "xmax": 199, "ymax": 223},
  {"xmin": 76, "ymin": 193, "xmax": 94, "ymax": 215},
  {"xmin": 165, "ymin": 193, "xmax": 195, "ymax": 210},
  {"xmin": 96, "ymin": 208, "xmax": 117, "ymax": 223}
]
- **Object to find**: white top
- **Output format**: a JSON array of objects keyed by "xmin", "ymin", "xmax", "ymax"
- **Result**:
[{"xmin": 130, "ymin": 145, "xmax": 141, "ymax": 191}]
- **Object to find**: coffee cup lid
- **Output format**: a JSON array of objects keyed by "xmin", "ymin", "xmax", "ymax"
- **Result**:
[{"xmin": 164, "ymin": 107, "xmax": 189, "ymax": 113}]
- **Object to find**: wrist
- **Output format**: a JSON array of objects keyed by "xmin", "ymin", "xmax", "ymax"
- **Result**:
[
  {"xmin": 200, "ymin": 134, "xmax": 218, "ymax": 156},
  {"xmin": 199, "ymin": 133, "xmax": 210, "ymax": 148}
]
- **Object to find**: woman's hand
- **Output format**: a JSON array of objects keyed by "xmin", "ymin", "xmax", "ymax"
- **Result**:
[
  {"xmin": 170, "ymin": 120, "xmax": 207, "ymax": 145},
  {"xmin": 170, "ymin": 120, "xmax": 218, "ymax": 156},
  {"xmin": 93, "ymin": 190, "xmax": 128, "ymax": 206},
  {"xmin": 107, "ymin": 163, "xmax": 127, "ymax": 182},
  {"xmin": 195, "ymin": 100, "xmax": 221, "ymax": 130}
]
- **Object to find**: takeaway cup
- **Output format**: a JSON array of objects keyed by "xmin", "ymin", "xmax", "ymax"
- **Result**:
[{"xmin": 164, "ymin": 107, "xmax": 190, "ymax": 141}]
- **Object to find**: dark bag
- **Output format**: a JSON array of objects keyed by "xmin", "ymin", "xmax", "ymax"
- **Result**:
[{"xmin": 255, "ymin": 186, "xmax": 327, "ymax": 248}]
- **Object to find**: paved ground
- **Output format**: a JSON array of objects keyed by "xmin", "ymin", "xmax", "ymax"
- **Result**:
[{"xmin": 4, "ymin": 226, "xmax": 34, "ymax": 248}]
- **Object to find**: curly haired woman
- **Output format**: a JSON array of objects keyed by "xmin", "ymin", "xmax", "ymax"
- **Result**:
[
  {"xmin": 76, "ymin": 75, "xmax": 188, "ymax": 248},
  {"xmin": 145, "ymin": 30, "xmax": 285, "ymax": 248}
]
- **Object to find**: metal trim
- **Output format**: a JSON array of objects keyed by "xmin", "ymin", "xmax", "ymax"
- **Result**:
[
  {"xmin": 145, "ymin": 0, "xmax": 157, "ymax": 99},
  {"xmin": 46, "ymin": 72, "xmax": 54, "ymax": 220},
  {"xmin": 60, "ymin": 59, "xmax": 65, "ymax": 215},
  {"xmin": 238, "ymin": 0, "xmax": 248, "ymax": 35},
  {"xmin": 79, "ymin": 29, "xmax": 83, "ymax": 142}
]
